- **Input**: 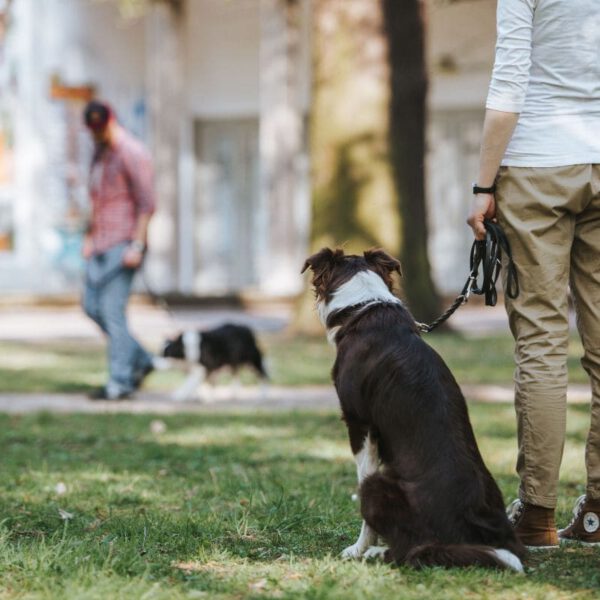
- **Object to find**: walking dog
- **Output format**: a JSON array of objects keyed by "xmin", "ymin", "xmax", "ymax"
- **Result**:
[{"xmin": 159, "ymin": 323, "xmax": 268, "ymax": 401}]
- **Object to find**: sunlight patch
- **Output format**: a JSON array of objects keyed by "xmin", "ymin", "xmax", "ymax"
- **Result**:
[
  {"xmin": 299, "ymin": 440, "xmax": 350, "ymax": 461},
  {"xmin": 157, "ymin": 425, "xmax": 296, "ymax": 447}
]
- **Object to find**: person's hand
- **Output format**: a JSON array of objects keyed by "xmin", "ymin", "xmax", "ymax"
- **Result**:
[
  {"xmin": 467, "ymin": 193, "xmax": 496, "ymax": 240},
  {"xmin": 122, "ymin": 243, "xmax": 144, "ymax": 269},
  {"xmin": 82, "ymin": 235, "xmax": 94, "ymax": 260}
]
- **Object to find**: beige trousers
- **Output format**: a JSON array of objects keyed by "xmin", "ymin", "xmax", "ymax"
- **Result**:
[{"xmin": 496, "ymin": 164, "xmax": 600, "ymax": 509}]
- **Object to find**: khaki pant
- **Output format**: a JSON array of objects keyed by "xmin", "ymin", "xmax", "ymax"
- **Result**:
[{"xmin": 496, "ymin": 164, "xmax": 600, "ymax": 508}]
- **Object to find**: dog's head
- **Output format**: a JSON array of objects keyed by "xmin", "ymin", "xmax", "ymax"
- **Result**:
[
  {"xmin": 301, "ymin": 248, "xmax": 402, "ymax": 324},
  {"xmin": 162, "ymin": 334, "xmax": 185, "ymax": 359}
]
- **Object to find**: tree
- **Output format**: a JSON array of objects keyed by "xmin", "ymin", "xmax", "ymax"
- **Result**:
[
  {"xmin": 294, "ymin": 0, "xmax": 399, "ymax": 332},
  {"xmin": 381, "ymin": 0, "xmax": 441, "ymax": 323},
  {"xmin": 297, "ymin": 0, "xmax": 441, "ymax": 329}
]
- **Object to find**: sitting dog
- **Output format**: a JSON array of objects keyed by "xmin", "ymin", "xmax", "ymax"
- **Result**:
[
  {"xmin": 159, "ymin": 323, "xmax": 268, "ymax": 401},
  {"xmin": 302, "ymin": 248, "xmax": 525, "ymax": 571}
]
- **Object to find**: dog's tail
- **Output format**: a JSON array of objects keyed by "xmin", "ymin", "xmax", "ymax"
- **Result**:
[{"xmin": 404, "ymin": 543, "xmax": 523, "ymax": 572}]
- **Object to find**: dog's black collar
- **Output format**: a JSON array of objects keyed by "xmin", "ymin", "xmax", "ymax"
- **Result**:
[{"xmin": 326, "ymin": 299, "xmax": 402, "ymax": 329}]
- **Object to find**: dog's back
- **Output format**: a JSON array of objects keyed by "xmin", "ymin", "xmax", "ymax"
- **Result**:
[
  {"xmin": 335, "ymin": 302, "xmax": 523, "ymax": 567},
  {"xmin": 201, "ymin": 324, "xmax": 267, "ymax": 377}
]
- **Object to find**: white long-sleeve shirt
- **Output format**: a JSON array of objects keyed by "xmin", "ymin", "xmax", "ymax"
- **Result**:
[{"xmin": 486, "ymin": 0, "xmax": 600, "ymax": 167}]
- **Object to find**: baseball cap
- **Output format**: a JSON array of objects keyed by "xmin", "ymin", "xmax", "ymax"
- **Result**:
[{"xmin": 83, "ymin": 100, "xmax": 113, "ymax": 131}]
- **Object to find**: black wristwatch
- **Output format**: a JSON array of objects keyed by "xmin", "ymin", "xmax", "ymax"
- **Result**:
[{"xmin": 472, "ymin": 183, "xmax": 496, "ymax": 195}]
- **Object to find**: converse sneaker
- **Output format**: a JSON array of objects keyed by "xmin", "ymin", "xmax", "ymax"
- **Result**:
[
  {"xmin": 558, "ymin": 495, "xmax": 600, "ymax": 546},
  {"xmin": 507, "ymin": 499, "xmax": 559, "ymax": 550}
]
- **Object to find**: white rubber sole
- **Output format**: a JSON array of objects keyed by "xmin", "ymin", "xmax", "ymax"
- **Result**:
[
  {"xmin": 558, "ymin": 537, "xmax": 600, "ymax": 547},
  {"xmin": 524, "ymin": 544, "xmax": 559, "ymax": 551}
]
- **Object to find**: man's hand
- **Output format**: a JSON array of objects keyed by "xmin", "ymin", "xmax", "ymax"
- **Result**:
[
  {"xmin": 122, "ymin": 244, "xmax": 144, "ymax": 269},
  {"xmin": 82, "ymin": 235, "xmax": 94, "ymax": 260},
  {"xmin": 467, "ymin": 193, "xmax": 496, "ymax": 240}
]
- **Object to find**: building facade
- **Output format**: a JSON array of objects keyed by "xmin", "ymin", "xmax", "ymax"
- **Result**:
[{"xmin": 0, "ymin": 0, "xmax": 496, "ymax": 298}]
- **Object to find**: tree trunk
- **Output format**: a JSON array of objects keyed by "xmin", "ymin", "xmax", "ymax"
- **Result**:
[
  {"xmin": 382, "ymin": 0, "xmax": 441, "ymax": 323},
  {"xmin": 293, "ymin": 0, "xmax": 398, "ymax": 333}
]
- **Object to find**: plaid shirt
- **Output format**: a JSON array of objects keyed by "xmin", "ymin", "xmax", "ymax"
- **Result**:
[{"xmin": 88, "ymin": 126, "xmax": 156, "ymax": 255}]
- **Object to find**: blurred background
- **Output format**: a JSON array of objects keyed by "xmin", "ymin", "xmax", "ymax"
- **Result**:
[{"xmin": 0, "ymin": 0, "xmax": 497, "ymax": 324}]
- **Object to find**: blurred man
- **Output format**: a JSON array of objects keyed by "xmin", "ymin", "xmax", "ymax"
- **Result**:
[{"xmin": 82, "ymin": 100, "xmax": 155, "ymax": 400}]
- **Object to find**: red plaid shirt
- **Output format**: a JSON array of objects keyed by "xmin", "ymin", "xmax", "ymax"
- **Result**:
[{"xmin": 89, "ymin": 126, "xmax": 156, "ymax": 255}]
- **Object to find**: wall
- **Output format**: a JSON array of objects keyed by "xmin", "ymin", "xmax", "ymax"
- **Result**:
[
  {"xmin": 0, "ymin": 0, "xmax": 499, "ymax": 298},
  {"xmin": 0, "ymin": 0, "xmax": 147, "ymax": 294},
  {"xmin": 185, "ymin": 0, "xmax": 260, "ymax": 118},
  {"xmin": 181, "ymin": 0, "xmax": 311, "ymax": 297},
  {"xmin": 426, "ymin": 0, "xmax": 496, "ymax": 294}
]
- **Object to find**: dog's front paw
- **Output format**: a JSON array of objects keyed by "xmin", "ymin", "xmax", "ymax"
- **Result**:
[
  {"xmin": 341, "ymin": 543, "xmax": 366, "ymax": 560},
  {"xmin": 152, "ymin": 357, "xmax": 172, "ymax": 371},
  {"xmin": 363, "ymin": 545, "xmax": 388, "ymax": 560}
]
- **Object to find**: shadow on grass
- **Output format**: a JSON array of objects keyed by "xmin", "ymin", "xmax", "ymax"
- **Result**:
[
  {"xmin": 0, "ymin": 369, "xmax": 98, "ymax": 394},
  {"xmin": 0, "ymin": 339, "xmax": 105, "ymax": 393},
  {"xmin": 1, "ymin": 411, "xmax": 599, "ymax": 598},
  {"xmin": 1, "ymin": 412, "xmax": 355, "ymax": 559}
]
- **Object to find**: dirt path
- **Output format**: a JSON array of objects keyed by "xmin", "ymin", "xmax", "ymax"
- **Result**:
[{"xmin": 0, "ymin": 382, "xmax": 591, "ymax": 414}]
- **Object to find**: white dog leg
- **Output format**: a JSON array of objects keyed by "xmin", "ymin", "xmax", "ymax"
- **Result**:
[
  {"xmin": 152, "ymin": 356, "xmax": 172, "ymax": 371},
  {"xmin": 229, "ymin": 373, "xmax": 241, "ymax": 399},
  {"xmin": 172, "ymin": 366, "xmax": 205, "ymax": 401},
  {"xmin": 341, "ymin": 433, "xmax": 379, "ymax": 559},
  {"xmin": 363, "ymin": 545, "xmax": 389, "ymax": 560},
  {"xmin": 258, "ymin": 379, "xmax": 270, "ymax": 401}
]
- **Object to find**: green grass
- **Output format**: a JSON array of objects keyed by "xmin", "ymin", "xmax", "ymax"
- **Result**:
[
  {"xmin": 426, "ymin": 332, "xmax": 589, "ymax": 386},
  {"xmin": 0, "ymin": 407, "xmax": 599, "ymax": 599},
  {"xmin": 0, "ymin": 331, "xmax": 590, "ymax": 393}
]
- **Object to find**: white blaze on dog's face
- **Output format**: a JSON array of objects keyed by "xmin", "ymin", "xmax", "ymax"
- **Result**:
[{"xmin": 301, "ymin": 248, "xmax": 403, "ymax": 338}]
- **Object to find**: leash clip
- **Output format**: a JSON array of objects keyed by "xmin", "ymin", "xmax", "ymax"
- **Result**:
[{"xmin": 463, "ymin": 274, "xmax": 476, "ymax": 303}]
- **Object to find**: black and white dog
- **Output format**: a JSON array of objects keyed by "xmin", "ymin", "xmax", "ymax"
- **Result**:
[
  {"xmin": 302, "ymin": 248, "xmax": 525, "ymax": 571},
  {"xmin": 159, "ymin": 323, "xmax": 268, "ymax": 401}
]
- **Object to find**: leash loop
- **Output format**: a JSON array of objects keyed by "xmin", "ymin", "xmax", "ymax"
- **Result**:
[{"xmin": 418, "ymin": 220, "xmax": 519, "ymax": 334}]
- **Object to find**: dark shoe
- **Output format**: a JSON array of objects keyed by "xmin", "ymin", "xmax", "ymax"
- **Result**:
[
  {"xmin": 507, "ymin": 499, "xmax": 559, "ymax": 550},
  {"xmin": 133, "ymin": 363, "xmax": 155, "ymax": 390},
  {"xmin": 87, "ymin": 386, "xmax": 132, "ymax": 401},
  {"xmin": 558, "ymin": 495, "xmax": 600, "ymax": 546}
]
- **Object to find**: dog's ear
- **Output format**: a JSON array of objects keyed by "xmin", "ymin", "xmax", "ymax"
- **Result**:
[
  {"xmin": 301, "ymin": 248, "xmax": 345, "ymax": 297},
  {"xmin": 364, "ymin": 248, "xmax": 402, "ymax": 289},
  {"xmin": 301, "ymin": 247, "xmax": 344, "ymax": 275},
  {"xmin": 364, "ymin": 248, "xmax": 402, "ymax": 276}
]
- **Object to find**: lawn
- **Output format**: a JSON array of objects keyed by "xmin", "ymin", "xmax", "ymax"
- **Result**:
[
  {"xmin": 1, "ymin": 330, "xmax": 598, "ymax": 598},
  {"xmin": 0, "ymin": 330, "xmax": 590, "ymax": 393},
  {"xmin": 1, "ymin": 407, "xmax": 599, "ymax": 599}
]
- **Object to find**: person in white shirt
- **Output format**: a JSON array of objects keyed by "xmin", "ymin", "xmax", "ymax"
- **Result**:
[{"xmin": 468, "ymin": 0, "xmax": 600, "ymax": 550}]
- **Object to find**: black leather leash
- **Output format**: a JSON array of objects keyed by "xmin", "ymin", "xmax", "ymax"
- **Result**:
[{"xmin": 418, "ymin": 220, "xmax": 519, "ymax": 333}]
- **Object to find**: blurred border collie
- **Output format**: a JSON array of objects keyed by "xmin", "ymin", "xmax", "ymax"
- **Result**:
[
  {"xmin": 302, "ymin": 248, "xmax": 525, "ymax": 571},
  {"xmin": 159, "ymin": 323, "xmax": 268, "ymax": 401}
]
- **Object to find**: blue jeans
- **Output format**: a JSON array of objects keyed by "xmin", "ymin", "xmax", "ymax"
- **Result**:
[{"xmin": 82, "ymin": 242, "xmax": 153, "ymax": 394}]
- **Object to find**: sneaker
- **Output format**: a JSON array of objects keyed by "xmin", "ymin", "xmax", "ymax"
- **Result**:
[
  {"xmin": 133, "ymin": 363, "xmax": 155, "ymax": 390},
  {"xmin": 558, "ymin": 495, "xmax": 600, "ymax": 546},
  {"xmin": 87, "ymin": 386, "xmax": 132, "ymax": 401},
  {"xmin": 507, "ymin": 499, "xmax": 559, "ymax": 550}
]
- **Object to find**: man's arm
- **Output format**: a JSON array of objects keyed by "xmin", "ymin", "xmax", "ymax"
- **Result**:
[
  {"xmin": 122, "ymin": 144, "xmax": 156, "ymax": 268},
  {"xmin": 122, "ymin": 212, "xmax": 152, "ymax": 269},
  {"xmin": 468, "ymin": 0, "xmax": 535, "ymax": 239},
  {"xmin": 467, "ymin": 109, "xmax": 519, "ymax": 240}
]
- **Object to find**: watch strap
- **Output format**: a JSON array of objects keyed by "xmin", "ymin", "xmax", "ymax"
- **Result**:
[{"xmin": 472, "ymin": 183, "xmax": 497, "ymax": 195}]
